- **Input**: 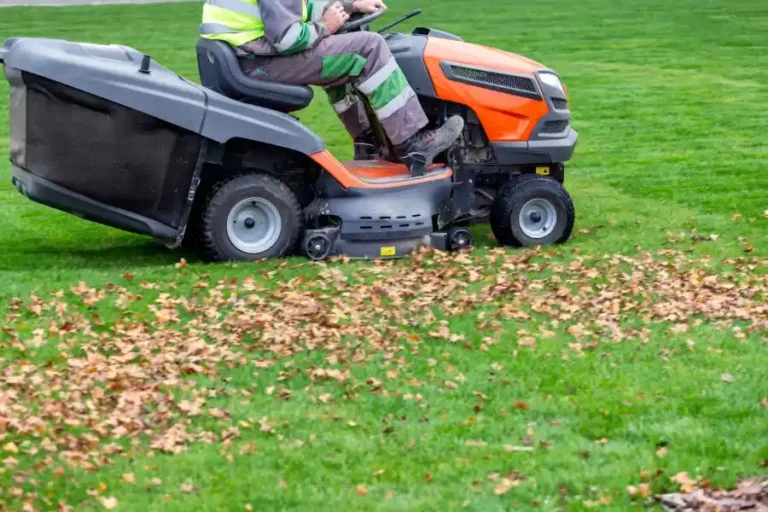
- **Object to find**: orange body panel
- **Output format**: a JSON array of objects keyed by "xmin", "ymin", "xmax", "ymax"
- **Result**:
[
  {"xmin": 309, "ymin": 151, "xmax": 452, "ymax": 189},
  {"xmin": 423, "ymin": 38, "xmax": 550, "ymax": 142}
]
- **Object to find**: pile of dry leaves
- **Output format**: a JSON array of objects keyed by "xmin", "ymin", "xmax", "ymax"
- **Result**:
[{"xmin": 659, "ymin": 476, "xmax": 768, "ymax": 511}]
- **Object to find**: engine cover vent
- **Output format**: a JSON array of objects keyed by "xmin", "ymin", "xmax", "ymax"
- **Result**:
[{"xmin": 442, "ymin": 62, "xmax": 541, "ymax": 100}]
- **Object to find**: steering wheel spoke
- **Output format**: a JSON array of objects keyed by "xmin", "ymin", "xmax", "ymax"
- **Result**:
[{"xmin": 337, "ymin": 7, "xmax": 387, "ymax": 34}]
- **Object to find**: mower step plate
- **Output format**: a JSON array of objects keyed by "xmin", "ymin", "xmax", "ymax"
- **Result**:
[{"xmin": 344, "ymin": 159, "xmax": 448, "ymax": 184}]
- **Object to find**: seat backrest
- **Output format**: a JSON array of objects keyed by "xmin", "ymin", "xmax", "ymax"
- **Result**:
[{"xmin": 195, "ymin": 38, "xmax": 314, "ymax": 113}]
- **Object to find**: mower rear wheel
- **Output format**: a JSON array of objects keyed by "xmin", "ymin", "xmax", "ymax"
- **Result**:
[
  {"xmin": 490, "ymin": 174, "xmax": 575, "ymax": 247},
  {"xmin": 199, "ymin": 173, "xmax": 302, "ymax": 262}
]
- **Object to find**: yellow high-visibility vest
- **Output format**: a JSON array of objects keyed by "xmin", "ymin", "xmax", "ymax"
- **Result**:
[{"xmin": 200, "ymin": 0, "xmax": 309, "ymax": 48}]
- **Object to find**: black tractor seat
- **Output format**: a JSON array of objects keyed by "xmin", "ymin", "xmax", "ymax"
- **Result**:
[{"xmin": 196, "ymin": 38, "xmax": 314, "ymax": 113}]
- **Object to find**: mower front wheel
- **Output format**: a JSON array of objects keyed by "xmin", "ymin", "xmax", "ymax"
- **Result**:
[
  {"xmin": 199, "ymin": 173, "xmax": 302, "ymax": 262},
  {"xmin": 490, "ymin": 174, "xmax": 575, "ymax": 247}
]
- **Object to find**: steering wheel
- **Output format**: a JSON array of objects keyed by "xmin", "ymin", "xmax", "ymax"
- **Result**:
[{"xmin": 337, "ymin": 7, "xmax": 387, "ymax": 34}]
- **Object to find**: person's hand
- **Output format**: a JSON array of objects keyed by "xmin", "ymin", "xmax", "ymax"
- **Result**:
[
  {"xmin": 352, "ymin": 0, "xmax": 386, "ymax": 14},
  {"xmin": 323, "ymin": 2, "xmax": 350, "ymax": 34}
]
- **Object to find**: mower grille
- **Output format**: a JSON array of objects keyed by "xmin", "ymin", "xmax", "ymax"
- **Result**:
[
  {"xmin": 450, "ymin": 65, "xmax": 537, "ymax": 93},
  {"xmin": 551, "ymin": 98, "xmax": 569, "ymax": 110},
  {"xmin": 542, "ymin": 120, "xmax": 570, "ymax": 134}
]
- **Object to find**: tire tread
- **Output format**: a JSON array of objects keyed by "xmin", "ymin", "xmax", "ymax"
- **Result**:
[
  {"xmin": 199, "ymin": 173, "xmax": 302, "ymax": 262},
  {"xmin": 490, "ymin": 174, "xmax": 575, "ymax": 247}
]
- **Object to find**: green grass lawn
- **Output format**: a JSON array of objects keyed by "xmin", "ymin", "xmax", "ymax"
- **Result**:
[{"xmin": 1, "ymin": 0, "xmax": 767, "ymax": 510}]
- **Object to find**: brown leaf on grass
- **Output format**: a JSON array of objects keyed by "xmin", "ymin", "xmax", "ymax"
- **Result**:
[
  {"xmin": 175, "ymin": 258, "xmax": 188, "ymax": 269},
  {"xmin": 721, "ymin": 373, "xmax": 735, "ymax": 383},
  {"xmin": 656, "ymin": 446, "xmax": 669, "ymax": 458},
  {"xmin": 180, "ymin": 482, "xmax": 197, "ymax": 494},
  {"xmin": 494, "ymin": 478, "xmax": 519, "ymax": 495},
  {"xmin": 761, "ymin": 398, "xmax": 768, "ymax": 408},
  {"xmin": 100, "ymin": 497, "xmax": 118, "ymax": 510},
  {"xmin": 671, "ymin": 472, "xmax": 698, "ymax": 493},
  {"xmin": 356, "ymin": 484, "xmax": 368, "ymax": 496},
  {"xmin": 122, "ymin": 473, "xmax": 135, "ymax": 484},
  {"xmin": 659, "ymin": 476, "xmax": 768, "ymax": 511},
  {"xmin": 518, "ymin": 337, "xmax": 536, "ymax": 348},
  {"xmin": 504, "ymin": 445, "xmax": 534, "ymax": 452},
  {"xmin": 514, "ymin": 400, "xmax": 529, "ymax": 410},
  {"xmin": 627, "ymin": 483, "xmax": 650, "ymax": 498}
]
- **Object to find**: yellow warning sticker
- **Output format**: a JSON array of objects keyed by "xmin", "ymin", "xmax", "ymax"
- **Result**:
[
  {"xmin": 536, "ymin": 166, "xmax": 550, "ymax": 176},
  {"xmin": 380, "ymin": 246, "xmax": 396, "ymax": 257}
]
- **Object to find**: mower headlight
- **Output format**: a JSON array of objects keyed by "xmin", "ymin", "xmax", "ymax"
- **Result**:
[{"xmin": 538, "ymin": 73, "xmax": 565, "ymax": 94}]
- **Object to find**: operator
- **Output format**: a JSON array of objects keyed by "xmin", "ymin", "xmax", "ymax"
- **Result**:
[{"xmin": 200, "ymin": 0, "xmax": 463, "ymax": 170}]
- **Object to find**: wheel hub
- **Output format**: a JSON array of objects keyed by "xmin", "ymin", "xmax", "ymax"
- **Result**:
[
  {"xmin": 305, "ymin": 234, "xmax": 332, "ymax": 261},
  {"xmin": 226, "ymin": 198, "xmax": 282, "ymax": 254},
  {"xmin": 518, "ymin": 198, "xmax": 558, "ymax": 239}
]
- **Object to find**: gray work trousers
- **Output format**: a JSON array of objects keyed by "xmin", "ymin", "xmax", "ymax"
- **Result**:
[{"xmin": 239, "ymin": 32, "xmax": 428, "ymax": 145}]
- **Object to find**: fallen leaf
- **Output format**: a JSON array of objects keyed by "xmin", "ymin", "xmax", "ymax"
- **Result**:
[
  {"xmin": 100, "ymin": 497, "xmax": 118, "ymax": 510},
  {"xmin": 627, "ymin": 483, "xmax": 650, "ymax": 498},
  {"xmin": 518, "ymin": 337, "xmax": 537, "ymax": 348},
  {"xmin": 671, "ymin": 472, "xmax": 697, "ymax": 493},
  {"xmin": 504, "ymin": 445, "xmax": 534, "ymax": 452},
  {"xmin": 656, "ymin": 446, "xmax": 669, "ymax": 458},
  {"xmin": 175, "ymin": 258, "xmax": 188, "ymax": 269},
  {"xmin": 494, "ymin": 478, "xmax": 519, "ymax": 495},
  {"xmin": 3, "ymin": 442, "xmax": 19, "ymax": 453},
  {"xmin": 721, "ymin": 373, "xmax": 735, "ymax": 383},
  {"xmin": 122, "ymin": 473, "xmax": 135, "ymax": 484},
  {"xmin": 357, "ymin": 484, "xmax": 368, "ymax": 496},
  {"xmin": 514, "ymin": 400, "xmax": 529, "ymax": 410}
]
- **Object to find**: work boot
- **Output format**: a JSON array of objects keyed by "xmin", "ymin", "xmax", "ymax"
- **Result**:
[
  {"xmin": 353, "ymin": 130, "xmax": 377, "ymax": 161},
  {"xmin": 397, "ymin": 115, "xmax": 465, "ymax": 176}
]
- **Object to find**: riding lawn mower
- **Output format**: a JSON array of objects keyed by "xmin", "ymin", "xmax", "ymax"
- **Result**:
[{"xmin": 0, "ymin": 7, "xmax": 577, "ymax": 262}]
